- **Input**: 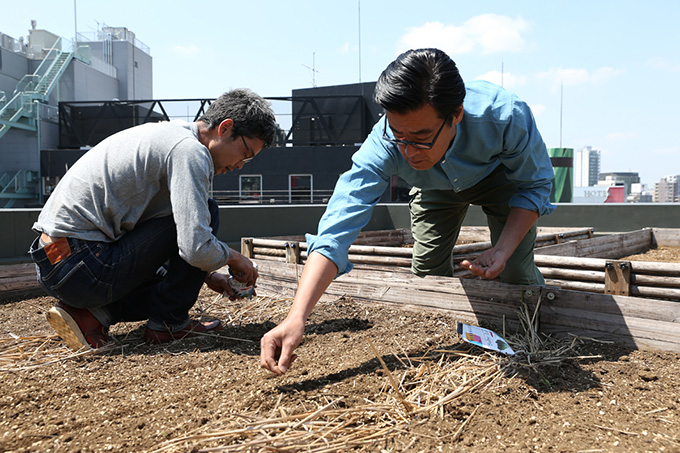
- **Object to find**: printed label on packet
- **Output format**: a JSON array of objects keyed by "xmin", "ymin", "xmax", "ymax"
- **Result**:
[
  {"xmin": 456, "ymin": 322, "xmax": 515, "ymax": 356},
  {"xmin": 227, "ymin": 262, "xmax": 258, "ymax": 299}
]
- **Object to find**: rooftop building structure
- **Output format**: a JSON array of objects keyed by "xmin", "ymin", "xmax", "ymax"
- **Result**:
[
  {"xmin": 574, "ymin": 146, "xmax": 601, "ymax": 187},
  {"xmin": 0, "ymin": 22, "xmax": 152, "ymax": 207},
  {"xmin": 654, "ymin": 175, "xmax": 680, "ymax": 203}
]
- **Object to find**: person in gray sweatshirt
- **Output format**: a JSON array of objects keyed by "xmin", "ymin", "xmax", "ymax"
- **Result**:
[{"xmin": 30, "ymin": 88, "xmax": 278, "ymax": 350}]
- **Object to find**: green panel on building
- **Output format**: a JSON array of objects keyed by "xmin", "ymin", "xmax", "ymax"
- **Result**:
[{"xmin": 548, "ymin": 148, "xmax": 573, "ymax": 203}]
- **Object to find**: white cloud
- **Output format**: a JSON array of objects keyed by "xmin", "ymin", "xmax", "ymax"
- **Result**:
[
  {"xmin": 475, "ymin": 70, "xmax": 527, "ymax": 90},
  {"xmin": 537, "ymin": 66, "xmax": 624, "ymax": 90},
  {"xmin": 646, "ymin": 57, "xmax": 680, "ymax": 72},
  {"xmin": 340, "ymin": 42, "xmax": 351, "ymax": 54},
  {"xmin": 591, "ymin": 67, "xmax": 626, "ymax": 82},
  {"xmin": 171, "ymin": 44, "xmax": 200, "ymax": 57},
  {"xmin": 529, "ymin": 103, "xmax": 546, "ymax": 117},
  {"xmin": 399, "ymin": 14, "xmax": 529, "ymax": 56}
]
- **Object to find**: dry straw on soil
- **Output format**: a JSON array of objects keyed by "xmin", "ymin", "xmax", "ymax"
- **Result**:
[
  {"xmin": 1, "ymin": 293, "xmax": 590, "ymax": 452},
  {"xmin": 158, "ymin": 293, "xmax": 594, "ymax": 452}
]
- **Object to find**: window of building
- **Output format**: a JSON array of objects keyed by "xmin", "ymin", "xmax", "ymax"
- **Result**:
[
  {"xmin": 289, "ymin": 174, "xmax": 313, "ymax": 203},
  {"xmin": 239, "ymin": 175, "xmax": 262, "ymax": 203}
]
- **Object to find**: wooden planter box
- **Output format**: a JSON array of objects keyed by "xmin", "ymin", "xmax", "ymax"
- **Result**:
[{"xmin": 246, "ymin": 227, "xmax": 680, "ymax": 353}]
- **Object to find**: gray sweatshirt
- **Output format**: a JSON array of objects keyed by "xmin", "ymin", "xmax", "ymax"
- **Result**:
[{"xmin": 33, "ymin": 120, "xmax": 231, "ymax": 271}]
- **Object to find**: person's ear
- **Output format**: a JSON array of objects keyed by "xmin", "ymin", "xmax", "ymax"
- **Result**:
[
  {"xmin": 452, "ymin": 107, "xmax": 464, "ymax": 125},
  {"xmin": 218, "ymin": 118, "xmax": 234, "ymax": 136}
]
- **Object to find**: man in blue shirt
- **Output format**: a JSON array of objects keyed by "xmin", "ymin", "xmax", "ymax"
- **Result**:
[{"xmin": 261, "ymin": 48, "xmax": 555, "ymax": 375}]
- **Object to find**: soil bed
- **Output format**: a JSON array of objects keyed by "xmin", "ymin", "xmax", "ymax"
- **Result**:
[{"xmin": 0, "ymin": 247, "xmax": 679, "ymax": 452}]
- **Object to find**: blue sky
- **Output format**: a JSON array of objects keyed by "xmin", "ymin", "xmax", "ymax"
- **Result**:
[{"xmin": 2, "ymin": 0, "xmax": 678, "ymax": 186}]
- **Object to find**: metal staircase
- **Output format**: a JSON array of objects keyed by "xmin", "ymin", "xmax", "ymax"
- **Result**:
[
  {"xmin": 0, "ymin": 170, "xmax": 39, "ymax": 208},
  {"xmin": 0, "ymin": 38, "xmax": 74, "ymax": 140}
]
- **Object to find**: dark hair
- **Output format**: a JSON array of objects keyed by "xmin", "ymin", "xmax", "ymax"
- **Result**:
[
  {"xmin": 199, "ymin": 88, "xmax": 277, "ymax": 148},
  {"xmin": 374, "ymin": 48, "xmax": 466, "ymax": 121}
]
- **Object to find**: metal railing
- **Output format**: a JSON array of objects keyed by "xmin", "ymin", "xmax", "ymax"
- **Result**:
[
  {"xmin": 0, "ymin": 32, "xmax": 26, "ymax": 53},
  {"xmin": 76, "ymin": 27, "xmax": 150, "ymax": 55},
  {"xmin": 0, "ymin": 169, "xmax": 39, "ymax": 208},
  {"xmin": 211, "ymin": 189, "xmax": 335, "ymax": 205}
]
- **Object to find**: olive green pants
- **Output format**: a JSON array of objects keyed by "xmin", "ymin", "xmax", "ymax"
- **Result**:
[{"xmin": 409, "ymin": 166, "xmax": 544, "ymax": 285}]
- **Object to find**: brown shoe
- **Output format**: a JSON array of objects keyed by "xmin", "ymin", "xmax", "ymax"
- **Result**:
[
  {"xmin": 46, "ymin": 301, "xmax": 111, "ymax": 350},
  {"xmin": 144, "ymin": 319, "xmax": 224, "ymax": 344}
]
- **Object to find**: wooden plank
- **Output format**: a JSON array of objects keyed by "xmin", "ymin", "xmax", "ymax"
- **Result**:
[
  {"xmin": 633, "ymin": 274, "xmax": 680, "ymax": 289},
  {"xmin": 651, "ymin": 228, "xmax": 680, "ymax": 247},
  {"xmin": 535, "ymin": 254, "xmax": 680, "ymax": 277},
  {"xmin": 285, "ymin": 242, "xmax": 302, "ymax": 264},
  {"xmin": 0, "ymin": 263, "xmax": 41, "ymax": 297},
  {"xmin": 543, "ymin": 277, "xmax": 680, "ymax": 302},
  {"xmin": 538, "ymin": 267, "xmax": 605, "ymax": 283},
  {"xmin": 535, "ymin": 229, "xmax": 653, "ymax": 258},
  {"xmin": 631, "ymin": 285, "xmax": 680, "ymax": 301},
  {"xmin": 543, "ymin": 278, "xmax": 605, "ymax": 294},
  {"xmin": 540, "ymin": 306, "xmax": 680, "ymax": 352},
  {"xmin": 629, "ymin": 261, "xmax": 680, "ymax": 277},
  {"xmin": 0, "ymin": 274, "xmax": 41, "ymax": 285},
  {"xmin": 252, "ymin": 248, "xmax": 286, "ymax": 257},
  {"xmin": 0, "ymin": 280, "xmax": 41, "ymax": 292},
  {"xmin": 540, "ymin": 284, "xmax": 680, "ymax": 322},
  {"xmin": 535, "ymin": 255, "xmax": 610, "ymax": 270},
  {"xmin": 347, "ymin": 255, "xmax": 412, "ymax": 267},
  {"xmin": 241, "ymin": 238, "xmax": 254, "ymax": 258},
  {"xmin": 605, "ymin": 260, "xmax": 631, "ymax": 296},
  {"xmin": 0, "ymin": 263, "xmax": 36, "ymax": 277}
]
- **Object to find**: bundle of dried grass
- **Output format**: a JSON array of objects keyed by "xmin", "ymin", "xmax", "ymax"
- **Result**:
[
  {"xmin": 502, "ymin": 294, "xmax": 601, "ymax": 372},
  {"xmin": 0, "ymin": 334, "xmax": 99, "ymax": 371},
  {"xmin": 194, "ymin": 294, "xmax": 294, "ymax": 326},
  {"xmin": 153, "ymin": 398, "xmax": 411, "ymax": 452},
  {"xmin": 153, "ymin": 340, "xmax": 504, "ymax": 452}
]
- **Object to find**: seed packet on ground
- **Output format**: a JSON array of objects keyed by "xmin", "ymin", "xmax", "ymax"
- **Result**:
[{"xmin": 457, "ymin": 322, "xmax": 515, "ymax": 356}]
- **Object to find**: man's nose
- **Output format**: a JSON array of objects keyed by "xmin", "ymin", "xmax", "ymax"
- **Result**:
[{"xmin": 403, "ymin": 144, "xmax": 420, "ymax": 157}]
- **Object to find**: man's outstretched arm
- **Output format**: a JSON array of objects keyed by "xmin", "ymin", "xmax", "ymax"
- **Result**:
[{"xmin": 260, "ymin": 252, "xmax": 338, "ymax": 375}]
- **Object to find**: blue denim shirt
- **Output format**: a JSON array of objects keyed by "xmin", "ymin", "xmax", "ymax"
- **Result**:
[{"xmin": 307, "ymin": 80, "xmax": 555, "ymax": 276}]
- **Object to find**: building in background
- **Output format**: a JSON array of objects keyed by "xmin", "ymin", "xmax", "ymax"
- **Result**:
[
  {"xmin": 574, "ymin": 146, "xmax": 601, "ymax": 187},
  {"xmin": 0, "ymin": 22, "xmax": 152, "ymax": 207},
  {"xmin": 654, "ymin": 175, "xmax": 680, "ymax": 202},
  {"xmin": 627, "ymin": 183, "xmax": 653, "ymax": 203},
  {"xmin": 598, "ymin": 172, "xmax": 640, "ymax": 197}
]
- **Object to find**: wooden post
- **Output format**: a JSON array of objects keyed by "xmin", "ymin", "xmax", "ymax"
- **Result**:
[
  {"xmin": 241, "ymin": 238, "xmax": 254, "ymax": 258},
  {"xmin": 285, "ymin": 241, "xmax": 301, "ymax": 264},
  {"xmin": 605, "ymin": 260, "xmax": 632, "ymax": 296}
]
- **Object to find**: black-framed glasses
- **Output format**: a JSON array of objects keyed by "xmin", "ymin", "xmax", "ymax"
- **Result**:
[
  {"xmin": 240, "ymin": 136, "xmax": 255, "ymax": 164},
  {"xmin": 382, "ymin": 116, "xmax": 449, "ymax": 149}
]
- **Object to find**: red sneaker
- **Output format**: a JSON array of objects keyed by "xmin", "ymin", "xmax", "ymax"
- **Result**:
[
  {"xmin": 46, "ymin": 301, "xmax": 112, "ymax": 350},
  {"xmin": 144, "ymin": 319, "xmax": 224, "ymax": 344}
]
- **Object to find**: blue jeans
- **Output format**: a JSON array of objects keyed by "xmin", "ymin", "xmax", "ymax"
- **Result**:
[{"xmin": 30, "ymin": 199, "xmax": 220, "ymax": 331}]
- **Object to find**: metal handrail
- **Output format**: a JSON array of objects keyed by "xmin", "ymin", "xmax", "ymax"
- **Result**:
[
  {"xmin": 19, "ymin": 37, "xmax": 64, "ymax": 94},
  {"xmin": 0, "ymin": 170, "xmax": 26, "ymax": 194}
]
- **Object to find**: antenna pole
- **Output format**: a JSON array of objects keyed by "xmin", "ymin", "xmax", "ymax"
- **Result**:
[
  {"xmin": 358, "ymin": 0, "xmax": 362, "ymax": 83},
  {"xmin": 73, "ymin": 0, "xmax": 78, "ymax": 43},
  {"xmin": 560, "ymin": 81, "xmax": 563, "ymax": 148}
]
